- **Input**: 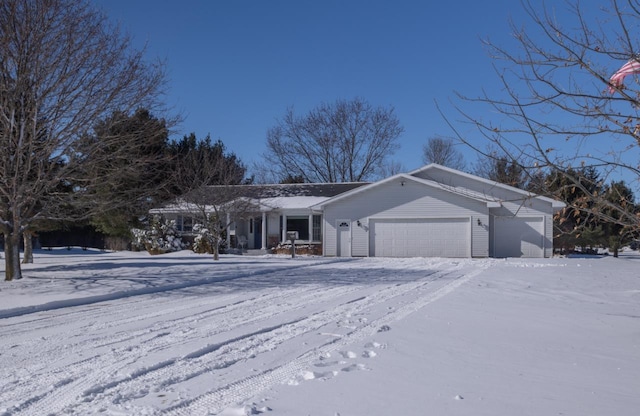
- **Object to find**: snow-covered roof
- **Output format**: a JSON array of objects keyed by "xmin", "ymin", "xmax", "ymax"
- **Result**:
[
  {"xmin": 411, "ymin": 163, "xmax": 565, "ymax": 209},
  {"xmin": 151, "ymin": 183, "xmax": 369, "ymax": 214},
  {"xmin": 408, "ymin": 175, "xmax": 503, "ymax": 206},
  {"xmin": 202, "ymin": 182, "xmax": 368, "ymax": 199},
  {"xmin": 312, "ymin": 173, "xmax": 503, "ymax": 209},
  {"xmin": 258, "ymin": 196, "xmax": 329, "ymax": 210}
]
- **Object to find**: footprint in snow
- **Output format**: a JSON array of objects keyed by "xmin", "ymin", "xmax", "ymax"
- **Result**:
[
  {"xmin": 377, "ymin": 325, "xmax": 391, "ymax": 332},
  {"xmin": 220, "ymin": 404, "xmax": 271, "ymax": 415},
  {"xmin": 364, "ymin": 341, "xmax": 386, "ymax": 349},
  {"xmin": 341, "ymin": 363, "xmax": 369, "ymax": 372},
  {"xmin": 288, "ymin": 369, "xmax": 338, "ymax": 385},
  {"xmin": 314, "ymin": 360, "xmax": 340, "ymax": 368},
  {"xmin": 339, "ymin": 350, "xmax": 358, "ymax": 359}
]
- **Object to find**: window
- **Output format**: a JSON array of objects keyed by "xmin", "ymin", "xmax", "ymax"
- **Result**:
[
  {"xmin": 312, "ymin": 215, "xmax": 322, "ymax": 241},
  {"xmin": 176, "ymin": 215, "xmax": 193, "ymax": 233},
  {"xmin": 286, "ymin": 216, "xmax": 309, "ymax": 240}
]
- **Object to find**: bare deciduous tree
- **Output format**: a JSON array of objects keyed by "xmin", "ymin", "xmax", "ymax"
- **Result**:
[
  {"xmin": 422, "ymin": 136, "xmax": 465, "ymax": 170},
  {"xmin": 262, "ymin": 97, "xmax": 403, "ymax": 183},
  {"xmin": 448, "ymin": 0, "xmax": 640, "ymax": 234},
  {"xmin": 170, "ymin": 136, "xmax": 249, "ymax": 260},
  {"xmin": 0, "ymin": 0, "xmax": 169, "ymax": 280}
]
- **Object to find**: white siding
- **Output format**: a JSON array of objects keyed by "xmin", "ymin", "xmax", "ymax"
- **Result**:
[
  {"xmin": 323, "ymin": 177, "xmax": 489, "ymax": 257},
  {"xmin": 544, "ymin": 214, "xmax": 553, "ymax": 257},
  {"xmin": 413, "ymin": 166, "xmax": 556, "ymax": 258},
  {"xmin": 351, "ymin": 219, "xmax": 369, "ymax": 256}
]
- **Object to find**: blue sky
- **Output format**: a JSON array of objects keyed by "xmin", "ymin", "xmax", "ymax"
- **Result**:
[{"xmin": 94, "ymin": 0, "xmax": 527, "ymax": 176}]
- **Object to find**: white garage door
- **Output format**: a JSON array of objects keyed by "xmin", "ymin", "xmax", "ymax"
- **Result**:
[
  {"xmin": 493, "ymin": 216, "xmax": 544, "ymax": 258},
  {"xmin": 369, "ymin": 218, "xmax": 470, "ymax": 258}
]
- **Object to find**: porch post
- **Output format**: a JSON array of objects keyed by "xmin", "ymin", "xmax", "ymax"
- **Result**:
[
  {"xmin": 226, "ymin": 212, "xmax": 231, "ymax": 248},
  {"xmin": 282, "ymin": 214, "xmax": 287, "ymax": 242},
  {"xmin": 308, "ymin": 214, "xmax": 313, "ymax": 243},
  {"xmin": 261, "ymin": 212, "xmax": 267, "ymax": 250}
]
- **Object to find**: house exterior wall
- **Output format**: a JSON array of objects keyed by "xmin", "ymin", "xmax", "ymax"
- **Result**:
[
  {"xmin": 415, "ymin": 167, "xmax": 556, "ymax": 258},
  {"xmin": 322, "ymin": 176, "xmax": 489, "ymax": 257},
  {"xmin": 266, "ymin": 212, "xmax": 280, "ymax": 248}
]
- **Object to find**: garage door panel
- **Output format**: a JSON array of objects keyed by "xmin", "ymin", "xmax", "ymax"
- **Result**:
[
  {"xmin": 370, "ymin": 218, "xmax": 469, "ymax": 258},
  {"xmin": 494, "ymin": 217, "xmax": 543, "ymax": 258}
]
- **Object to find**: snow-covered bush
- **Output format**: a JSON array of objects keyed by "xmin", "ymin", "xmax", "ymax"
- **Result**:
[
  {"xmin": 131, "ymin": 215, "xmax": 184, "ymax": 255},
  {"xmin": 192, "ymin": 223, "xmax": 215, "ymax": 254},
  {"xmin": 191, "ymin": 222, "xmax": 227, "ymax": 254}
]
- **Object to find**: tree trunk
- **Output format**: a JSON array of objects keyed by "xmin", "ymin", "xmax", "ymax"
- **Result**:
[
  {"xmin": 4, "ymin": 232, "xmax": 23, "ymax": 281},
  {"xmin": 22, "ymin": 231, "xmax": 34, "ymax": 264},
  {"xmin": 213, "ymin": 239, "xmax": 220, "ymax": 261}
]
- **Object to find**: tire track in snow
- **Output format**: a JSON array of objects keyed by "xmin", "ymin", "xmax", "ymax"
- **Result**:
[
  {"xmin": 164, "ymin": 260, "xmax": 489, "ymax": 415},
  {"xmin": 65, "ymin": 259, "xmax": 473, "ymax": 414},
  {"xmin": 0, "ymin": 259, "xmax": 346, "ymax": 320},
  {"xmin": 1, "ymin": 260, "xmax": 347, "ymax": 361},
  {"xmin": 2, "ymin": 261, "xmax": 365, "ymax": 416}
]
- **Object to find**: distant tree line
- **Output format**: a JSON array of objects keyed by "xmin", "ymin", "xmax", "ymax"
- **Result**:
[
  {"xmin": 18, "ymin": 114, "xmax": 248, "ymax": 262},
  {"xmin": 477, "ymin": 155, "xmax": 638, "ymax": 257},
  {"xmin": 5, "ymin": 0, "xmax": 639, "ymax": 284}
]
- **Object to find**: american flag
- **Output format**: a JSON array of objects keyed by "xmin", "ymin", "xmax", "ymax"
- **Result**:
[{"xmin": 609, "ymin": 55, "xmax": 640, "ymax": 93}]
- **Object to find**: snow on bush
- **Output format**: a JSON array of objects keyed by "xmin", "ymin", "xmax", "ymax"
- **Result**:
[
  {"xmin": 191, "ymin": 221, "xmax": 227, "ymax": 254},
  {"xmin": 192, "ymin": 223, "xmax": 215, "ymax": 254},
  {"xmin": 131, "ymin": 215, "xmax": 184, "ymax": 255}
]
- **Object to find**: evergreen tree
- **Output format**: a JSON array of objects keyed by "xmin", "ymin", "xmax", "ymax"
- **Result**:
[
  {"xmin": 544, "ymin": 167, "xmax": 603, "ymax": 252},
  {"xmin": 474, "ymin": 153, "xmax": 527, "ymax": 188},
  {"xmin": 88, "ymin": 109, "xmax": 172, "ymax": 238},
  {"xmin": 169, "ymin": 133, "xmax": 249, "ymax": 260},
  {"xmin": 168, "ymin": 133, "xmax": 248, "ymax": 190},
  {"xmin": 600, "ymin": 181, "xmax": 637, "ymax": 257}
]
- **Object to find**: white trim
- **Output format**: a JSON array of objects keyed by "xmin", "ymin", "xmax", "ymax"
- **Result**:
[
  {"xmin": 368, "ymin": 215, "xmax": 473, "ymax": 221},
  {"xmin": 261, "ymin": 212, "xmax": 267, "ymax": 250},
  {"xmin": 469, "ymin": 215, "xmax": 473, "ymax": 258},
  {"xmin": 281, "ymin": 214, "xmax": 287, "ymax": 242}
]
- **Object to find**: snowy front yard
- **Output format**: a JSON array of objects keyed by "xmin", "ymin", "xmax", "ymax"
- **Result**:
[{"xmin": 0, "ymin": 250, "xmax": 638, "ymax": 415}]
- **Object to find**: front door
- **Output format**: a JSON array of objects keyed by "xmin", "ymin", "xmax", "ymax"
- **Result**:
[
  {"xmin": 336, "ymin": 219, "xmax": 351, "ymax": 257},
  {"xmin": 253, "ymin": 217, "xmax": 262, "ymax": 249}
]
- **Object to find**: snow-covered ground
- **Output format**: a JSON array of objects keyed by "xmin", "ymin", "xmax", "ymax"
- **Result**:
[{"xmin": 0, "ymin": 249, "xmax": 638, "ymax": 416}]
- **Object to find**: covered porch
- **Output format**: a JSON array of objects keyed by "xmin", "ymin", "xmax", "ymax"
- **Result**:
[{"xmin": 227, "ymin": 209, "xmax": 323, "ymax": 252}]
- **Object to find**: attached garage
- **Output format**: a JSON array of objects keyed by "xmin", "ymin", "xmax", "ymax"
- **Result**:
[
  {"xmin": 493, "ymin": 216, "xmax": 544, "ymax": 258},
  {"xmin": 369, "ymin": 218, "xmax": 470, "ymax": 258},
  {"xmin": 314, "ymin": 165, "xmax": 564, "ymax": 259}
]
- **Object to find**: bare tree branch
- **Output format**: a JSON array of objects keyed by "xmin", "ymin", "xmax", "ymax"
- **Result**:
[
  {"xmin": 450, "ymin": 0, "xmax": 640, "ymax": 238},
  {"xmin": 422, "ymin": 136, "xmax": 466, "ymax": 170},
  {"xmin": 261, "ymin": 97, "xmax": 403, "ymax": 183},
  {"xmin": 0, "ymin": 0, "xmax": 170, "ymax": 280}
]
